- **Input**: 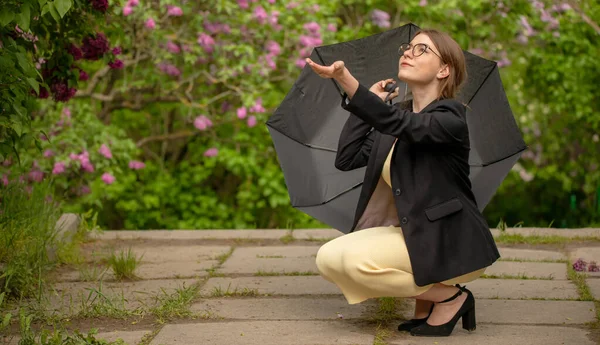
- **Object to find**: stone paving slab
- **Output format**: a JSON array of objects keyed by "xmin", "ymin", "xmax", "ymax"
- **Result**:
[
  {"xmin": 587, "ymin": 279, "xmax": 600, "ymax": 299},
  {"xmin": 200, "ymin": 276, "xmax": 579, "ymax": 300},
  {"xmin": 57, "ymin": 261, "xmax": 217, "ymax": 282},
  {"xmin": 88, "ymin": 228, "xmax": 600, "ymax": 241},
  {"xmin": 81, "ymin": 244, "xmax": 230, "ymax": 263},
  {"xmin": 200, "ymin": 276, "xmax": 342, "ymax": 296},
  {"xmin": 220, "ymin": 257, "xmax": 318, "ymax": 275},
  {"xmin": 149, "ymin": 321, "xmax": 374, "ymax": 345},
  {"xmin": 466, "ymin": 279, "xmax": 579, "ymax": 300},
  {"xmin": 484, "ymin": 261, "xmax": 567, "ymax": 280},
  {"xmin": 491, "ymin": 227, "xmax": 600, "ymax": 238},
  {"xmin": 134, "ymin": 261, "xmax": 216, "ymax": 279},
  {"xmin": 191, "ymin": 297, "xmax": 376, "ymax": 320},
  {"xmin": 191, "ymin": 296, "xmax": 595, "ymax": 325},
  {"xmin": 389, "ymin": 325, "xmax": 595, "ymax": 345},
  {"xmin": 401, "ymin": 299, "xmax": 596, "ymax": 325},
  {"xmin": 2, "ymin": 330, "xmax": 152, "ymax": 345},
  {"xmin": 123, "ymin": 245, "xmax": 231, "ymax": 263},
  {"xmin": 219, "ymin": 246, "xmax": 319, "ymax": 274},
  {"xmin": 498, "ymin": 248, "xmax": 566, "ymax": 261},
  {"xmin": 89, "ymin": 230, "xmax": 290, "ymax": 240},
  {"xmin": 76, "ymin": 243, "xmax": 231, "ymax": 264},
  {"xmin": 292, "ymin": 229, "xmax": 342, "ymax": 240},
  {"xmin": 226, "ymin": 246, "xmax": 320, "ymax": 257},
  {"xmin": 47, "ymin": 279, "xmax": 198, "ymax": 313},
  {"xmin": 95, "ymin": 330, "xmax": 152, "ymax": 345},
  {"xmin": 569, "ymin": 247, "xmax": 600, "ymax": 269}
]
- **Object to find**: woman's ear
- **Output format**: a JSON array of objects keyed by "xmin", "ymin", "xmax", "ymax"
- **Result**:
[{"xmin": 438, "ymin": 64, "xmax": 450, "ymax": 79}]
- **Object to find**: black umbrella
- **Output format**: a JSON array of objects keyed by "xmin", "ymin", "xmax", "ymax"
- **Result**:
[{"xmin": 266, "ymin": 23, "xmax": 526, "ymax": 233}]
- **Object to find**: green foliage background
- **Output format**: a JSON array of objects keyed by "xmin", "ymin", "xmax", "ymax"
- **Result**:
[{"xmin": 1, "ymin": 0, "xmax": 599, "ymax": 229}]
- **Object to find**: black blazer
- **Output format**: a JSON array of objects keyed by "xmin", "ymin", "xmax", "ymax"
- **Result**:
[{"xmin": 336, "ymin": 83, "xmax": 500, "ymax": 286}]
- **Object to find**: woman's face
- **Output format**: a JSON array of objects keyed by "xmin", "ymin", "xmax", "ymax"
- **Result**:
[{"xmin": 397, "ymin": 34, "xmax": 447, "ymax": 85}]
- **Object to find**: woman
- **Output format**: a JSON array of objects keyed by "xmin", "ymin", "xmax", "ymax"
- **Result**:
[{"xmin": 306, "ymin": 29, "xmax": 500, "ymax": 337}]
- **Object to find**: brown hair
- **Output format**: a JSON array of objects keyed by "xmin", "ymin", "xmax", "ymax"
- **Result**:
[{"xmin": 414, "ymin": 29, "xmax": 467, "ymax": 100}]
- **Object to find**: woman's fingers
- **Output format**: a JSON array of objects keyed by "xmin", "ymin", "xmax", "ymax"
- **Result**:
[
  {"xmin": 306, "ymin": 58, "xmax": 324, "ymax": 71},
  {"xmin": 379, "ymin": 78, "xmax": 395, "ymax": 89},
  {"xmin": 306, "ymin": 58, "xmax": 343, "ymax": 79}
]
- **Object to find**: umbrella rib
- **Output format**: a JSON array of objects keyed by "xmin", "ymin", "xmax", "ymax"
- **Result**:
[
  {"xmin": 266, "ymin": 124, "xmax": 338, "ymax": 152},
  {"xmin": 464, "ymin": 62, "xmax": 497, "ymax": 106},
  {"xmin": 322, "ymin": 182, "xmax": 362, "ymax": 204},
  {"xmin": 314, "ymin": 47, "xmax": 345, "ymax": 98},
  {"xmin": 468, "ymin": 147, "xmax": 528, "ymax": 167},
  {"xmin": 296, "ymin": 182, "xmax": 363, "ymax": 207}
]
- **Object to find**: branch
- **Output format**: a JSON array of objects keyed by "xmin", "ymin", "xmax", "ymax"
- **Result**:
[
  {"xmin": 201, "ymin": 71, "xmax": 245, "ymax": 97},
  {"xmin": 75, "ymin": 54, "xmax": 152, "ymax": 98},
  {"xmin": 108, "ymin": 95, "xmax": 180, "ymax": 112},
  {"xmin": 564, "ymin": 0, "xmax": 600, "ymax": 35},
  {"xmin": 136, "ymin": 130, "xmax": 196, "ymax": 147},
  {"xmin": 78, "ymin": 65, "xmax": 111, "ymax": 97}
]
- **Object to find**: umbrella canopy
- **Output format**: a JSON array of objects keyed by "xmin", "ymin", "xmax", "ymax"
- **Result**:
[{"xmin": 266, "ymin": 23, "xmax": 527, "ymax": 233}]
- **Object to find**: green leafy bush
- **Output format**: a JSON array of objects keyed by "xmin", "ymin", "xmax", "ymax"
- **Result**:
[{"xmin": 2, "ymin": 0, "xmax": 599, "ymax": 229}]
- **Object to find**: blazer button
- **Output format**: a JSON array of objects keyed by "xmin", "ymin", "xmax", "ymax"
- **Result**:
[
  {"xmin": 401, "ymin": 217, "xmax": 408, "ymax": 224},
  {"xmin": 395, "ymin": 188, "xmax": 402, "ymax": 196}
]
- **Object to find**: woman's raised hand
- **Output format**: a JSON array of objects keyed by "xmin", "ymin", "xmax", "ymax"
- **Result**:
[{"xmin": 305, "ymin": 58, "xmax": 346, "ymax": 79}]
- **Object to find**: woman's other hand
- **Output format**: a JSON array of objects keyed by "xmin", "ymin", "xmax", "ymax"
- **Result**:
[{"xmin": 370, "ymin": 79, "xmax": 400, "ymax": 102}]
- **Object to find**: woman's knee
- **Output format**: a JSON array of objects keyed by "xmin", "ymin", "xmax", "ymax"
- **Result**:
[{"xmin": 315, "ymin": 241, "xmax": 343, "ymax": 277}]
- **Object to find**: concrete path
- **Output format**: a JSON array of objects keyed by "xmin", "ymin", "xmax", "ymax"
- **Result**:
[{"xmin": 5, "ymin": 228, "xmax": 599, "ymax": 345}]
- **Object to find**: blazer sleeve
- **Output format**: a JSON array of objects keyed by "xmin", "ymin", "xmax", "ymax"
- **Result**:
[
  {"xmin": 334, "ymin": 112, "xmax": 376, "ymax": 171},
  {"xmin": 341, "ymin": 83, "xmax": 467, "ymax": 145}
]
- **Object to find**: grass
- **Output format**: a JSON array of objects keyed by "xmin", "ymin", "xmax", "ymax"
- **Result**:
[
  {"xmin": 205, "ymin": 268, "xmax": 226, "ymax": 277},
  {"xmin": 254, "ymin": 270, "xmax": 317, "ymax": 276},
  {"xmin": 481, "ymin": 273, "xmax": 554, "ymax": 280},
  {"xmin": 0, "ymin": 292, "xmax": 11, "ymax": 334},
  {"xmin": 373, "ymin": 324, "xmax": 392, "ymax": 345},
  {"xmin": 486, "ymin": 295, "xmax": 580, "ymax": 301},
  {"xmin": 304, "ymin": 236, "xmax": 332, "ymax": 243},
  {"xmin": 279, "ymin": 233, "xmax": 295, "ymax": 244},
  {"xmin": 369, "ymin": 298, "xmax": 403, "ymax": 345},
  {"xmin": 498, "ymin": 257, "xmax": 568, "ymax": 264},
  {"xmin": 589, "ymin": 301, "xmax": 600, "ymax": 330},
  {"xmin": 138, "ymin": 328, "xmax": 162, "ymax": 345},
  {"xmin": 75, "ymin": 284, "xmax": 141, "ymax": 319},
  {"xmin": 232, "ymin": 238, "xmax": 263, "ymax": 245},
  {"xmin": 214, "ymin": 247, "xmax": 234, "ymax": 264},
  {"xmin": 17, "ymin": 318, "xmax": 126, "ymax": 345},
  {"xmin": 210, "ymin": 284, "xmax": 260, "ymax": 297},
  {"xmin": 205, "ymin": 247, "xmax": 235, "ymax": 277},
  {"xmin": 78, "ymin": 264, "xmax": 110, "ymax": 282},
  {"xmin": 0, "ymin": 181, "xmax": 63, "ymax": 299},
  {"xmin": 368, "ymin": 297, "xmax": 404, "ymax": 324},
  {"xmin": 566, "ymin": 262, "xmax": 600, "ymax": 334},
  {"xmin": 495, "ymin": 233, "xmax": 600, "ymax": 245},
  {"xmin": 108, "ymin": 247, "xmax": 143, "ymax": 280},
  {"xmin": 150, "ymin": 283, "xmax": 200, "ymax": 323},
  {"xmin": 567, "ymin": 264, "xmax": 594, "ymax": 301}
]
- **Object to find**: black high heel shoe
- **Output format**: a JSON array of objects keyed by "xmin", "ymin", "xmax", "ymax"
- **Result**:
[
  {"xmin": 410, "ymin": 285, "xmax": 476, "ymax": 337},
  {"xmin": 397, "ymin": 303, "xmax": 434, "ymax": 332}
]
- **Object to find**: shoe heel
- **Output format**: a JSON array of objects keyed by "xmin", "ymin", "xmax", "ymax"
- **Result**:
[{"xmin": 462, "ymin": 308, "xmax": 476, "ymax": 331}]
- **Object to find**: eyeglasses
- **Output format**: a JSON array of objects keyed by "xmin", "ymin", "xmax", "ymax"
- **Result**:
[{"xmin": 398, "ymin": 43, "xmax": 442, "ymax": 60}]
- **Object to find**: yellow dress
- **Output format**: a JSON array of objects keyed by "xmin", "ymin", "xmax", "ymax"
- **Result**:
[{"xmin": 315, "ymin": 140, "xmax": 486, "ymax": 304}]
